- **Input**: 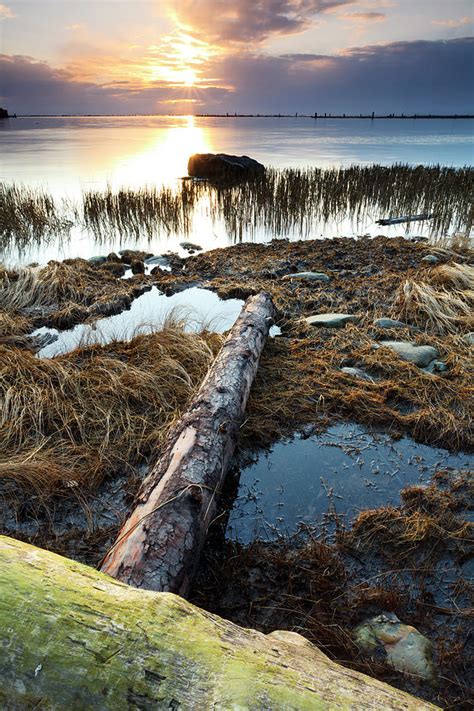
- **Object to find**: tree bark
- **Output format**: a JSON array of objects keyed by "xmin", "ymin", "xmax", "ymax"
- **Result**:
[
  {"xmin": 100, "ymin": 292, "xmax": 276, "ymax": 595},
  {"xmin": 0, "ymin": 536, "xmax": 436, "ymax": 710}
]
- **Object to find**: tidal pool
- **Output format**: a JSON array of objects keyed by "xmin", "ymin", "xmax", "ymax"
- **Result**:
[
  {"xmin": 227, "ymin": 423, "xmax": 472, "ymax": 543},
  {"xmin": 33, "ymin": 286, "xmax": 280, "ymax": 358}
]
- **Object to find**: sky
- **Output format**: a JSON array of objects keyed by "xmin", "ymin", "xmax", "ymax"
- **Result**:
[{"xmin": 0, "ymin": 0, "xmax": 473, "ymax": 114}]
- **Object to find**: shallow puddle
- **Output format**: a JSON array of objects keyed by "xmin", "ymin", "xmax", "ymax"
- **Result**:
[
  {"xmin": 227, "ymin": 423, "xmax": 471, "ymax": 543},
  {"xmin": 33, "ymin": 287, "xmax": 248, "ymax": 358}
]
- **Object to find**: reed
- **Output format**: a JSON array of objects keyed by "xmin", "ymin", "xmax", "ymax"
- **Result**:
[{"xmin": 1, "ymin": 164, "xmax": 472, "ymax": 251}]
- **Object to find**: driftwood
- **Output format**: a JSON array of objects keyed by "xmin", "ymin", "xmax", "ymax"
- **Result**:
[
  {"xmin": 101, "ymin": 292, "xmax": 275, "ymax": 595},
  {"xmin": 0, "ymin": 536, "xmax": 437, "ymax": 710},
  {"xmin": 376, "ymin": 213, "xmax": 434, "ymax": 226}
]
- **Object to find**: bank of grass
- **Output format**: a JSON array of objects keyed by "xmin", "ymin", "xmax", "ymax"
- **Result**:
[
  {"xmin": 1, "ymin": 164, "xmax": 472, "ymax": 250},
  {"xmin": 0, "ymin": 328, "xmax": 222, "ymax": 494}
]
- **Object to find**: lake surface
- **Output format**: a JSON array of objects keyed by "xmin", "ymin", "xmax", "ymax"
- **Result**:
[{"xmin": 1, "ymin": 116, "xmax": 473, "ymax": 264}]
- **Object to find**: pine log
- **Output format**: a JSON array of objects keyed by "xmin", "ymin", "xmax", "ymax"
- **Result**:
[
  {"xmin": 100, "ymin": 292, "xmax": 275, "ymax": 595},
  {"xmin": 0, "ymin": 536, "xmax": 437, "ymax": 710}
]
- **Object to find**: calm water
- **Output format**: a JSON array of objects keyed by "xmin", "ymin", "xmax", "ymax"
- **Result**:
[
  {"xmin": 1, "ymin": 115, "xmax": 473, "ymax": 263},
  {"xmin": 227, "ymin": 423, "xmax": 472, "ymax": 543}
]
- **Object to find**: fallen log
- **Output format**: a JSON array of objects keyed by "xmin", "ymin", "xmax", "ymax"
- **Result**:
[
  {"xmin": 101, "ymin": 292, "xmax": 275, "ymax": 595},
  {"xmin": 0, "ymin": 536, "xmax": 437, "ymax": 710},
  {"xmin": 376, "ymin": 213, "xmax": 434, "ymax": 226}
]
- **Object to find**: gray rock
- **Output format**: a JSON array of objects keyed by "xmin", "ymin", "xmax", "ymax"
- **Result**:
[
  {"xmin": 378, "ymin": 340, "xmax": 439, "ymax": 367},
  {"xmin": 188, "ymin": 153, "xmax": 265, "ymax": 181},
  {"xmin": 341, "ymin": 367, "xmax": 375, "ymax": 383},
  {"xmin": 462, "ymin": 332, "xmax": 474, "ymax": 346},
  {"xmin": 305, "ymin": 313, "xmax": 359, "ymax": 328},
  {"xmin": 283, "ymin": 272, "xmax": 331, "ymax": 283},
  {"xmin": 179, "ymin": 242, "xmax": 203, "ymax": 252},
  {"xmin": 354, "ymin": 612, "xmax": 434, "ymax": 682},
  {"xmin": 421, "ymin": 254, "xmax": 439, "ymax": 265},
  {"xmin": 374, "ymin": 318, "xmax": 408, "ymax": 329},
  {"xmin": 144, "ymin": 255, "xmax": 170, "ymax": 266},
  {"xmin": 424, "ymin": 360, "xmax": 448, "ymax": 374},
  {"xmin": 88, "ymin": 256, "xmax": 107, "ymax": 265}
]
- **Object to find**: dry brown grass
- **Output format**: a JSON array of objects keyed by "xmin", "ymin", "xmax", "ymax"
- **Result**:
[
  {"xmin": 391, "ymin": 280, "xmax": 474, "ymax": 334},
  {"xmin": 431, "ymin": 262, "xmax": 474, "ymax": 290},
  {"xmin": 0, "ymin": 328, "xmax": 222, "ymax": 495}
]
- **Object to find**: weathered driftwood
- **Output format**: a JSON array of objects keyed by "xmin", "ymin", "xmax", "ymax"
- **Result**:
[
  {"xmin": 0, "ymin": 536, "xmax": 436, "ymax": 710},
  {"xmin": 101, "ymin": 292, "xmax": 275, "ymax": 595},
  {"xmin": 376, "ymin": 213, "xmax": 434, "ymax": 226}
]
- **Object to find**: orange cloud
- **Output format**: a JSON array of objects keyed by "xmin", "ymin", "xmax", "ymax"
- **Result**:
[
  {"xmin": 431, "ymin": 17, "xmax": 472, "ymax": 29},
  {"xmin": 0, "ymin": 3, "xmax": 15, "ymax": 20}
]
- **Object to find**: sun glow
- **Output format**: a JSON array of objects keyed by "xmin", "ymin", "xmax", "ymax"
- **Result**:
[{"xmin": 148, "ymin": 32, "xmax": 213, "ymax": 87}]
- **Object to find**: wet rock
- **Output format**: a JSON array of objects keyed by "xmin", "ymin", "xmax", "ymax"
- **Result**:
[
  {"xmin": 88, "ymin": 255, "xmax": 107, "ymax": 265},
  {"xmin": 374, "ymin": 318, "xmax": 409, "ymax": 329},
  {"xmin": 341, "ymin": 367, "xmax": 375, "ymax": 383},
  {"xmin": 188, "ymin": 153, "xmax": 265, "ymax": 181},
  {"xmin": 131, "ymin": 260, "xmax": 145, "ymax": 275},
  {"xmin": 282, "ymin": 272, "xmax": 331, "ymax": 283},
  {"xmin": 424, "ymin": 360, "xmax": 448, "ymax": 374},
  {"xmin": 180, "ymin": 242, "xmax": 203, "ymax": 252},
  {"xmin": 378, "ymin": 341, "xmax": 439, "ymax": 368},
  {"xmin": 305, "ymin": 313, "xmax": 359, "ymax": 328},
  {"xmin": 144, "ymin": 255, "xmax": 171, "ymax": 267},
  {"xmin": 421, "ymin": 254, "xmax": 439, "ymax": 265},
  {"xmin": 106, "ymin": 252, "xmax": 121, "ymax": 263},
  {"xmin": 354, "ymin": 612, "xmax": 435, "ymax": 682},
  {"xmin": 462, "ymin": 332, "xmax": 474, "ymax": 346}
]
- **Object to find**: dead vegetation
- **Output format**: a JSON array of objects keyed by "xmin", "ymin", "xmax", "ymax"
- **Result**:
[
  {"xmin": 0, "ymin": 328, "xmax": 222, "ymax": 494},
  {"xmin": 392, "ymin": 280, "xmax": 473, "ymax": 334},
  {"xmin": 2, "ymin": 164, "xmax": 472, "ymax": 252},
  {"xmin": 191, "ymin": 471, "xmax": 473, "ymax": 708}
]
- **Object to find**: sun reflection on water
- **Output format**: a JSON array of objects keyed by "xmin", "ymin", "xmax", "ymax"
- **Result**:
[{"xmin": 111, "ymin": 115, "xmax": 211, "ymax": 188}]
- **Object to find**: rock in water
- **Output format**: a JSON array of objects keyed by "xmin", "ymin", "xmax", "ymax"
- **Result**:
[
  {"xmin": 188, "ymin": 153, "xmax": 265, "ymax": 181},
  {"xmin": 354, "ymin": 612, "xmax": 435, "ymax": 682},
  {"xmin": 378, "ymin": 341, "xmax": 439, "ymax": 368},
  {"xmin": 282, "ymin": 271, "xmax": 331, "ymax": 283},
  {"xmin": 305, "ymin": 313, "xmax": 359, "ymax": 328}
]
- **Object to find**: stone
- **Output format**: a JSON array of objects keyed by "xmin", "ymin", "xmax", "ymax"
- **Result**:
[
  {"xmin": 374, "ymin": 318, "xmax": 409, "ymax": 329},
  {"xmin": 188, "ymin": 153, "xmax": 265, "ymax": 181},
  {"xmin": 282, "ymin": 271, "xmax": 331, "ymax": 283},
  {"xmin": 87, "ymin": 255, "xmax": 107, "ymax": 265},
  {"xmin": 341, "ymin": 367, "xmax": 375, "ymax": 382},
  {"xmin": 179, "ymin": 242, "xmax": 203, "ymax": 252},
  {"xmin": 354, "ymin": 612, "xmax": 435, "ymax": 682},
  {"xmin": 305, "ymin": 313, "xmax": 359, "ymax": 328},
  {"xmin": 424, "ymin": 360, "xmax": 448, "ymax": 374},
  {"xmin": 462, "ymin": 332, "xmax": 474, "ymax": 346},
  {"xmin": 421, "ymin": 255, "xmax": 439, "ymax": 265},
  {"xmin": 378, "ymin": 341, "xmax": 439, "ymax": 368},
  {"xmin": 144, "ymin": 255, "xmax": 170, "ymax": 266}
]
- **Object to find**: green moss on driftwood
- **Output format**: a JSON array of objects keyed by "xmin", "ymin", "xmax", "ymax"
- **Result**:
[{"xmin": 0, "ymin": 536, "xmax": 436, "ymax": 709}]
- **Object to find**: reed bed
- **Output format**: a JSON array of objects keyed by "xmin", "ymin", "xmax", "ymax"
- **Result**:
[
  {"xmin": 0, "ymin": 328, "xmax": 222, "ymax": 494},
  {"xmin": 1, "ymin": 164, "xmax": 472, "ymax": 251},
  {"xmin": 392, "ymin": 280, "xmax": 474, "ymax": 334},
  {"xmin": 0, "ymin": 183, "xmax": 73, "ymax": 250}
]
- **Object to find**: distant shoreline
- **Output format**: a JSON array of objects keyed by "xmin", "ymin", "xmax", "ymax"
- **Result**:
[{"xmin": 5, "ymin": 113, "xmax": 474, "ymax": 120}]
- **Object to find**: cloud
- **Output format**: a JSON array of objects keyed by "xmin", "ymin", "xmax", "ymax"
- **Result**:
[
  {"xmin": 341, "ymin": 11, "xmax": 386, "ymax": 24},
  {"xmin": 1, "ymin": 37, "xmax": 472, "ymax": 115},
  {"xmin": 0, "ymin": 54, "xmax": 230, "ymax": 114},
  {"xmin": 0, "ymin": 3, "xmax": 15, "ymax": 20},
  {"xmin": 168, "ymin": 0, "xmax": 357, "ymax": 44},
  {"xmin": 431, "ymin": 17, "xmax": 472, "ymax": 29},
  {"xmin": 65, "ymin": 23, "xmax": 87, "ymax": 32}
]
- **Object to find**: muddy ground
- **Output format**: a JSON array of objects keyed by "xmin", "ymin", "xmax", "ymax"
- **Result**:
[{"xmin": 1, "ymin": 235, "xmax": 472, "ymax": 708}]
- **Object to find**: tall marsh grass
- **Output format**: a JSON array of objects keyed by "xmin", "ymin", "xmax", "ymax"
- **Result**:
[{"xmin": 1, "ymin": 164, "xmax": 472, "ymax": 251}]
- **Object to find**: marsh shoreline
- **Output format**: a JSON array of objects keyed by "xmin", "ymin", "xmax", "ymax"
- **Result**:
[{"xmin": 1, "ymin": 234, "xmax": 472, "ymax": 707}]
